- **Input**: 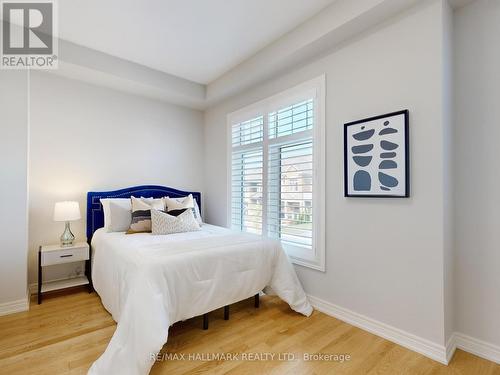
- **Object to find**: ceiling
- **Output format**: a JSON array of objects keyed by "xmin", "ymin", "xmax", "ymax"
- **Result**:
[{"xmin": 58, "ymin": 0, "xmax": 336, "ymax": 84}]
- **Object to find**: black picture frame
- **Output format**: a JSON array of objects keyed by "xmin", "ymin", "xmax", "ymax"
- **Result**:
[{"xmin": 344, "ymin": 109, "xmax": 410, "ymax": 198}]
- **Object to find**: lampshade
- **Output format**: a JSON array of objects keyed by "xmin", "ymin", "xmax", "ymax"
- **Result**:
[{"xmin": 53, "ymin": 201, "xmax": 81, "ymax": 222}]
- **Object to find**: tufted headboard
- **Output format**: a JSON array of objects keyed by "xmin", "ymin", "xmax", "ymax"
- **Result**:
[{"xmin": 86, "ymin": 185, "xmax": 201, "ymax": 241}]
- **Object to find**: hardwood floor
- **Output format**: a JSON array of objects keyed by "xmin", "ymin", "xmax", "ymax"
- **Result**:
[{"xmin": 0, "ymin": 289, "xmax": 498, "ymax": 374}]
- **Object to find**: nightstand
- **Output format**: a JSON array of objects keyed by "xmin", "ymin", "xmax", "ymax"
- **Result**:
[{"xmin": 38, "ymin": 242, "xmax": 93, "ymax": 304}]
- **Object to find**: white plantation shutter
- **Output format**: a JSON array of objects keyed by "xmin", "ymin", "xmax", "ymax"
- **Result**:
[
  {"xmin": 231, "ymin": 101, "xmax": 314, "ymax": 248},
  {"xmin": 231, "ymin": 116, "xmax": 264, "ymax": 234},
  {"xmin": 231, "ymin": 116, "xmax": 263, "ymax": 147},
  {"xmin": 268, "ymin": 140, "xmax": 313, "ymax": 248},
  {"xmin": 267, "ymin": 99, "xmax": 314, "ymax": 250},
  {"xmin": 228, "ymin": 76, "xmax": 325, "ymax": 270},
  {"xmin": 269, "ymin": 99, "xmax": 314, "ymax": 139}
]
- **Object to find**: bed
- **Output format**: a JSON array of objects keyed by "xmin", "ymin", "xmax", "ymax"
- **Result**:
[{"xmin": 86, "ymin": 185, "xmax": 313, "ymax": 375}]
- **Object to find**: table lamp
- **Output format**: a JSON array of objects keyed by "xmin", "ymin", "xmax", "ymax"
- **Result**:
[{"xmin": 53, "ymin": 201, "xmax": 81, "ymax": 246}]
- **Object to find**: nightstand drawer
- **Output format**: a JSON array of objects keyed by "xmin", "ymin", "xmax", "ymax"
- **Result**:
[{"xmin": 41, "ymin": 246, "xmax": 89, "ymax": 266}]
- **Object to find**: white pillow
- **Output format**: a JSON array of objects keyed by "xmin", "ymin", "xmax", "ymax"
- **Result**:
[
  {"xmin": 192, "ymin": 199, "xmax": 203, "ymax": 225},
  {"xmin": 100, "ymin": 198, "xmax": 131, "ymax": 232},
  {"xmin": 164, "ymin": 195, "xmax": 203, "ymax": 225},
  {"xmin": 164, "ymin": 195, "xmax": 194, "ymax": 210},
  {"xmin": 108, "ymin": 201, "xmax": 132, "ymax": 232},
  {"xmin": 151, "ymin": 208, "xmax": 201, "ymax": 235},
  {"xmin": 140, "ymin": 197, "xmax": 165, "ymax": 209}
]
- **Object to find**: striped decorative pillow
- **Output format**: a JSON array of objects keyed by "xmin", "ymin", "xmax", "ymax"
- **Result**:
[{"xmin": 126, "ymin": 196, "xmax": 165, "ymax": 234}]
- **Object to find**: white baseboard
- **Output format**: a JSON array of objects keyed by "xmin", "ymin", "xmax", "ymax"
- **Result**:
[
  {"xmin": 446, "ymin": 333, "xmax": 457, "ymax": 364},
  {"xmin": 454, "ymin": 332, "xmax": 500, "ymax": 365},
  {"xmin": 0, "ymin": 295, "xmax": 29, "ymax": 316},
  {"xmin": 307, "ymin": 294, "xmax": 448, "ymax": 364}
]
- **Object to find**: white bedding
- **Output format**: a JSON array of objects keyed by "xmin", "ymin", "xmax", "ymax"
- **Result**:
[{"xmin": 88, "ymin": 224, "xmax": 313, "ymax": 375}]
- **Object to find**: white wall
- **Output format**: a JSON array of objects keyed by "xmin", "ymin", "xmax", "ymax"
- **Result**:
[
  {"xmin": 204, "ymin": 0, "xmax": 450, "ymax": 347},
  {"xmin": 454, "ymin": 0, "xmax": 500, "ymax": 348},
  {"xmin": 442, "ymin": 0, "xmax": 455, "ymax": 345},
  {"xmin": 28, "ymin": 72, "xmax": 204, "ymax": 284},
  {"xmin": 0, "ymin": 70, "xmax": 29, "ymax": 310}
]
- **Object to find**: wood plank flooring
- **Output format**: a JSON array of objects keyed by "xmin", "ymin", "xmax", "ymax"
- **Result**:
[{"xmin": 0, "ymin": 288, "xmax": 498, "ymax": 374}]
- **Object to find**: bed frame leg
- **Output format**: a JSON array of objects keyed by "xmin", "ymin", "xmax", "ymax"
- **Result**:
[
  {"xmin": 254, "ymin": 293, "xmax": 260, "ymax": 308},
  {"xmin": 224, "ymin": 305, "xmax": 229, "ymax": 320},
  {"xmin": 203, "ymin": 313, "xmax": 209, "ymax": 330}
]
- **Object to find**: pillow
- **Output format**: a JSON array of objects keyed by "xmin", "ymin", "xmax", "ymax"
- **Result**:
[
  {"xmin": 166, "ymin": 208, "xmax": 189, "ymax": 217},
  {"xmin": 193, "ymin": 199, "xmax": 203, "ymax": 225},
  {"xmin": 164, "ymin": 195, "xmax": 202, "ymax": 225},
  {"xmin": 164, "ymin": 194, "xmax": 194, "ymax": 210},
  {"xmin": 140, "ymin": 197, "xmax": 164, "ymax": 207},
  {"xmin": 127, "ymin": 196, "xmax": 165, "ymax": 234},
  {"xmin": 108, "ymin": 201, "xmax": 132, "ymax": 232},
  {"xmin": 151, "ymin": 208, "xmax": 201, "ymax": 235},
  {"xmin": 100, "ymin": 198, "xmax": 131, "ymax": 231}
]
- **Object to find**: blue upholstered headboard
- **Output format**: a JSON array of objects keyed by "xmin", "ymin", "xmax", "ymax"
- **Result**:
[{"xmin": 86, "ymin": 185, "xmax": 201, "ymax": 241}]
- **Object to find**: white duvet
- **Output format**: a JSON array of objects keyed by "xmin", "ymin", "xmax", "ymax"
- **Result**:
[{"xmin": 88, "ymin": 224, "xmax": 313, "ymax": 375}]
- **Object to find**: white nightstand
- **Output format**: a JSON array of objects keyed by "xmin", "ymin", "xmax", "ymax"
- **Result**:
[{"xmin": 37, "ymin": 242, "xmax": 93, "ymax": 304}]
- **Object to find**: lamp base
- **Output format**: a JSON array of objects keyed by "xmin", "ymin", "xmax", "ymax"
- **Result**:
[{"xmin": 60, "ymin": 221, "xmax": 75, "ymax": 247}]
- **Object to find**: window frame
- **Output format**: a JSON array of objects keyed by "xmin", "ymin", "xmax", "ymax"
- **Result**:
[{"xmin": 226, "ymin": 75, "xmax": 326, "ymax": 271}]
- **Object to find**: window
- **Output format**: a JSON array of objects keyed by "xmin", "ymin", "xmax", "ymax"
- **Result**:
[{"xmin": 228, "ymin": 76, "xmax": 325, "ymax": 271}]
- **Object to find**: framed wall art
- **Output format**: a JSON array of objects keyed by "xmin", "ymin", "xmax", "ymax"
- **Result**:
[{"xmin": 344, "ymin": 110, "xmax": 409, "ymax": 197}]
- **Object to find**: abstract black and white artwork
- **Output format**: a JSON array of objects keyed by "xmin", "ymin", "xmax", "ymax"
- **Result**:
[{"xmin": 344, "ymin": 110, "xmax": 409, "ymax": 197}]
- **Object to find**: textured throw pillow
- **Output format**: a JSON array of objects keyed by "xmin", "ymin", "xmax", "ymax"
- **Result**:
[
  {"xmin": 127, "ymin": 196, "xmax": 165, "ymax": 234},
  {"xmin": 151, "ymin": 208, "xmax": 201, "ymax": 235},
  {"xmin": 166, "ymin": 208, "xmax": 189, "ymax": 217},
  {"xmin": 164, "ymin": 195, "xmax": 203, "ymax": 225}
]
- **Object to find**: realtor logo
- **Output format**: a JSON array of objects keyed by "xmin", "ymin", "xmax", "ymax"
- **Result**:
[{"xmin": 1, "ymin": 0, "xmax": 58, "ymax": 69}]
